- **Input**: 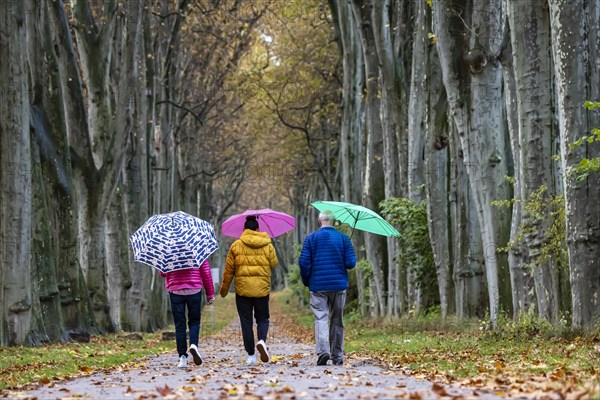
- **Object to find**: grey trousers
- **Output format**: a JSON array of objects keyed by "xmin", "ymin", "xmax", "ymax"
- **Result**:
[{"xmin": 309, "ymin": 290, "xmax": 346, "ymax": 362}]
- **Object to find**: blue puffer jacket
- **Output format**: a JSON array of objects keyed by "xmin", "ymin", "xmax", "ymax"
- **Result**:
[{"xmin": 299, "ymin": 226, "xmax": 356, "ymax": 292}]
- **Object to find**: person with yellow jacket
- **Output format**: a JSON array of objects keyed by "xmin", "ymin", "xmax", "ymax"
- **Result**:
[{"xmin": 220, "ymin": 215, "xmax": 278, "ymax": 364}]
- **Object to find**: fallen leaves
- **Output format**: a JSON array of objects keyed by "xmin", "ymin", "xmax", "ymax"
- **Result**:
[
  {"xmin": 155, "ymin": 384, "xmax": 173, "ymax": 396},
  {"xmin": 431, "ymin": 382, "xmax": 449, "ymax": 396},
  {"xmin": 5, "ymin": 293, "xmax": 600, "ymax": 400},
  {"xmin": 356, "ymin": 329, "xmax": 600, "ymax": 400}
]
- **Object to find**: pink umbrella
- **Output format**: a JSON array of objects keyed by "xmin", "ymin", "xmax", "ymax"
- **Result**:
[{"xmin": 221, "ymin": 208, "xmax": 296, "ymax": 238}]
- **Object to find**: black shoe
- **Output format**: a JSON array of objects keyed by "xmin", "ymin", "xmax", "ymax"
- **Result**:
[
  {"xmin": 332, "ymin": 359, "xmax": 343, "ymax": 365},
  {"xmin": 317, "ymin": 353, "xmax": 330, "ymax": 366}
]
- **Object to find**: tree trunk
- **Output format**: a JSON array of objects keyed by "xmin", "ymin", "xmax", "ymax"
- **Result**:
[
  {"xmin": 31, "ymin": 147, "xmax": 63, "ymax": 343},
  {"xmin": 46, "ymin": 0, "xmax": 96, "ymax": 333},
  {"xmin": 548, "ymin": 0, "xmax": 600, "ymax": 328},
  {"xmin": 508, "ymin": 0, "xmax": 560, "ymax": 322},
  {"xmin": 433, "ymin": 0, "xmax": 511, "ymax": 327},
  {"xmin": 351, "ymin": 0, "xmax": 388, "ymax": 317},
  {"xmin": 332, "ymin": 0, "xmax": 364, "ymax": 204},
  {"xmin": 332, "ymin": 0, "xmax": 368, "ymax": 317},
  {"xmin": 407, "ymin": 0, "xmax": 427, "ymax": 205},
  {"xmin": 123, "ymin": 3, "xmax": 155, "ymax": 331},
  {"xmin": 68, "ymin": 0, "xmax": 116, "ymax": 332},
  {"xmin": 70, "ymin": 0, "xmax": 142, "ymax": 332},
  {"xmin": 0, "ymin": 0, "xmax": 33, "ymax": 345},
  {"xmin": 371, "ymin": 0, "xmax": 402, "ymax": 317},
  {"xmin": 105, "ymin": 189, "xmax": 129, "ymax": 331},
  {"xmin": 424, "ymin": 51, "xmax": 453, "ymax": 317},
  {"xmin": 25, "ymin": 0, "xmax": 69, "ymax": 344},
  {"xmin": 501, "ymin": 37, "xmax": 535, "ymax": 317},
  {"xmin": 448, "ymin": 119, "xmax": 487, "ymax": 319}
]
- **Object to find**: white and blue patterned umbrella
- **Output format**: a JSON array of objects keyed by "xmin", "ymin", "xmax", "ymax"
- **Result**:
[{"xmin": 129, "ymin": 211, "xmax": 219, "ymax": 274}]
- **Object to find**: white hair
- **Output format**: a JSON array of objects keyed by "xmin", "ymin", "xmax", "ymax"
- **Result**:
[{"xmin": 318, "ymin": 210, "xmax": 336, "ymax": 221}]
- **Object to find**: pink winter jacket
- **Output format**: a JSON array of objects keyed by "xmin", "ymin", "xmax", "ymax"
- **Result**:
[{"xmin": 160, "ymin": 260, "xmax": 215, "ymax": 299}]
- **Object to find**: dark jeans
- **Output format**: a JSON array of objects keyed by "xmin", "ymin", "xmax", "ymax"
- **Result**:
[
  {"xmin": 235, "ymin": 294, "xmax": 270, "ymax": 355},
  {"xmin": 169, "ymin": 291, "xmax": 202, "ymax": 357}
]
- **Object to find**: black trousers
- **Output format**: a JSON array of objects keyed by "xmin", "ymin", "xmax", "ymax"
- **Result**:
[{"xmin": 235, "ymin": 294, "xmax": 270, "ymax": 355}]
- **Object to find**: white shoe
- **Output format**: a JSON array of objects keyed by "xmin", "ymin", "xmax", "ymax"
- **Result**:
[
  {"xmin": 189, "ymin": 344, "xmax": 202, "ymax": 365},
  {"xmin": 246, "ymin": 354, "xmax": 257, "ymax": 365},
  {"xmin": 256, "ymin": 340, "xmax": 269, "ymax": 362},
  {"xmin": 177, "ymin": 355, "xmax": 187, "ymax": 368}
]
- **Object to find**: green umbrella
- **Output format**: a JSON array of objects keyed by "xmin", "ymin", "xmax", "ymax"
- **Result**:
[{"xmin": 311, "ymin": 200, "xmax": 400, "ymax": 237}]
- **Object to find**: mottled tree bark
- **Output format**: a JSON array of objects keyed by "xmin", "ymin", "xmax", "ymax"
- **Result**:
[
  {"xmin": 0, "ymin": 0, "xmax": 33, "ymax": 345},
  {"xmin": 351, "ymin": 0, "xmax": 388, "ymax": 317},
  {"xmin": 501, "ymin": 32, "xmax": 535, "ymax": 318},
  {"xmin": 433, "ymin": 0, "xmax": 511, "ymax": 327},
  {"xmin": 372, "ymin": 0, "xmax": 403, "ymax": 317},
  {"xmin": 448, "ymin": 119, "xmax": 487, "ymax": 319},
  {"xmin": 549, "ymin": 0, "xmax": 600, "ymax": 328},
  {"xmin": 330, "ymin": 0, "xmax": 369, "ymax": 316},
  {"xmin": 508, "ymin": 0, "xmax": 560, "ymax": 321}
]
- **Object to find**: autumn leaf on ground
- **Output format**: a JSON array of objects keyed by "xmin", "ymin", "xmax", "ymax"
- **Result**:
[
  {"xmin": 179, "ymin": 385, "xmax": 196, "ymax": 393},
  {"xmin": 495, "ymin": 359, "xmax": 505, "ymax": 372},
  {"xmin": 431, "ymin": 382, "xmax": 449, "ymax": 396},
  {"xmin": 221, "ymin": 383, "xmax": 244, "ymax": 395},
  {"xmin": 189, "ymin": 375, "xmax": 205, "ymax": 384},
  {"xmin": 155, "ymin": 384, "xmax": 172, "ymax": 396}
]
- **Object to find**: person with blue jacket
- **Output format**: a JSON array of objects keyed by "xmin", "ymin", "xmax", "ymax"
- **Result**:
[{"xmin": 299, "ymin": 209, "xmax": 356, "ymax": 366}]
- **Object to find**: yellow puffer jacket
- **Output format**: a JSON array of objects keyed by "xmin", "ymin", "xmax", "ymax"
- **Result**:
[{"xmin": 219, "ymin": 229, "xmax": 278, "ymax": 298}]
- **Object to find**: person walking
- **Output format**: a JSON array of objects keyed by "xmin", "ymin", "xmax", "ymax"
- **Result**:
[
  {"xmin": 160, "ymin": 259, "xmax": 215, "ymax": 368},
  {"xmin": 299, "ymin": 210, "xmax": 356, "ymax": 366},
  {"xmin": 220, "ymin": 215, "xmax": 278, "ymax": 364}
]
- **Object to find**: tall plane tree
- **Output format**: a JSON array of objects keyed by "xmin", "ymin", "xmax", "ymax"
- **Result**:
[
  {"xmin": 549, "ymin": 0, "xmax": 600, "ymax": 328},
  {"xmin": 433, "ymin": 0, "xmax": 511, "ymax": 327}
]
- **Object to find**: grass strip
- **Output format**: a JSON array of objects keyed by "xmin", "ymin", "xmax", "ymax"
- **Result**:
[
  {"xmin": 0, "ymin": 295, "xmax": 236, "ymax": 390},
  {"xmin": 273, "ymin": 289, "xmax": 600, "ymax": 398}
]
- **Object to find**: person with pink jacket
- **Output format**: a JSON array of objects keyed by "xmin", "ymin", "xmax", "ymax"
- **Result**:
[{"xmin": 160, "ymin": 259, "xmax": 215, "ymax": 368}]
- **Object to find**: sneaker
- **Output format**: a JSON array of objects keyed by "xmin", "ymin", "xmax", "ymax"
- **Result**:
[
  {"xmin": 332, "ymin": 359, "xmax": 343, "ymax": 366},
  {"xmin": 177, "ymin": 355, "xmax": 187, "ymax": 368},
  {"xmin": 256, "ymin": 340, "xmax": 269, "ymax": 363},
  {"xmin": 189, "ymin": 344, "xmax": 202, "ymax": 365},
  {"xmin": 246, "ymin": 354, "xmax": 257, "ymax": 365},
  {"xmin": 317, "ymin": 353, "xmax": 330, "ymax": 366}
]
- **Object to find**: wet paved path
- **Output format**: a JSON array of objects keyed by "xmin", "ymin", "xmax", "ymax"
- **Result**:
[{"xmin": 11, "ymin": 318, "xmax": 505, "ymax": 400}]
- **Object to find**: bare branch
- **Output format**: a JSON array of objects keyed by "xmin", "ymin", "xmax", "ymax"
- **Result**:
[{"xmin": 156, "ymin": 99, "xmax": 205, "ymax": 124}]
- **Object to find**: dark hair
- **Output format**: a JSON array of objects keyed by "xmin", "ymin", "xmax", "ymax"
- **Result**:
[{"xmin": 244, "ymin": 215, "xmax": 259, "ymax": 231}]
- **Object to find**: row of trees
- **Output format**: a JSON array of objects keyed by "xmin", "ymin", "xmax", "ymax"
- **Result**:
[
  {"xmin": 300, "ymin": 0, "xmax": 599, "ymax": 328},
  {"xmin": 215, "ymin": 0, "xmax": 599, "ymax": 330},
  {"xmin": 0, "ymin": 0, "xmax": 276, "ymax": 345},
  {"xmin": 1, "ymin": 0, "xmax": 599, "ymax": 346}
]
